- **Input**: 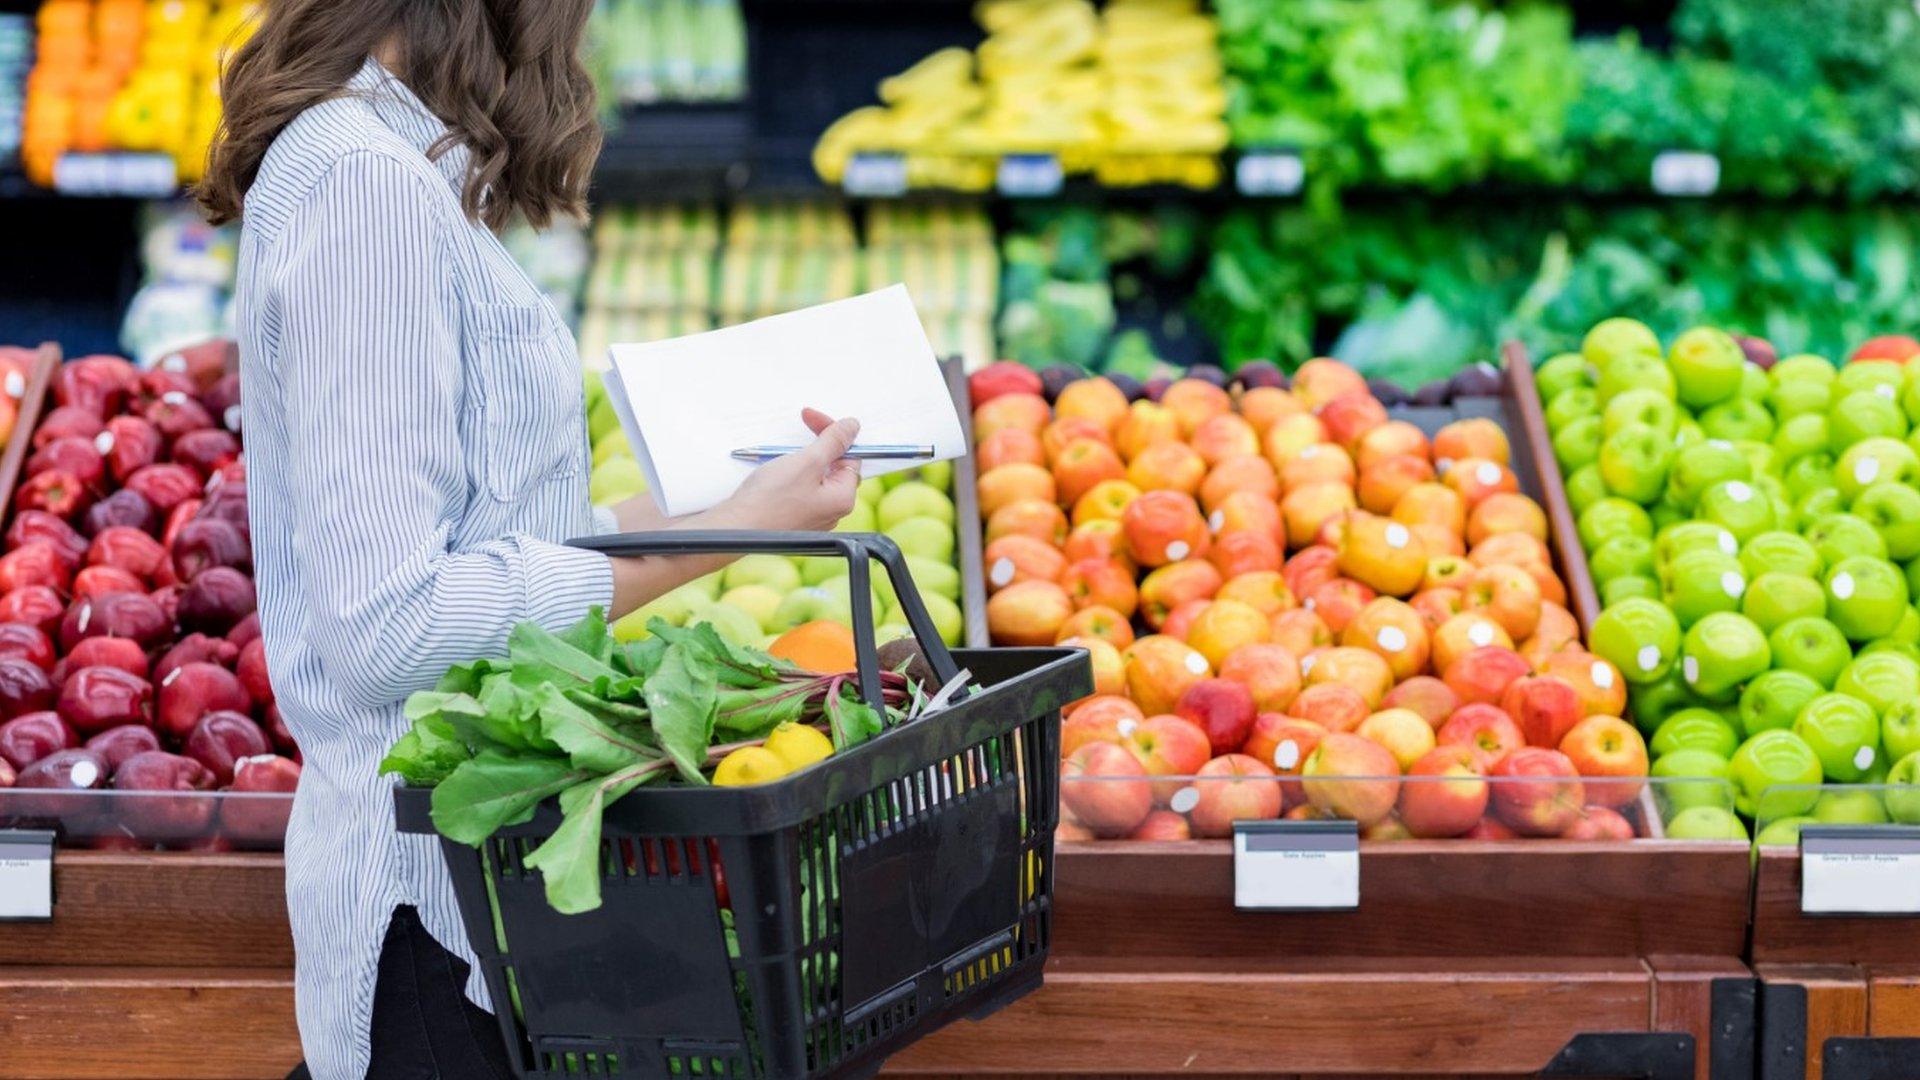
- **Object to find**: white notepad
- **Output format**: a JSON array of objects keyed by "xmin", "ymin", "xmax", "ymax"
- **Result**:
[{"xmin": 604, "ymin": 285, "xmax": 967, "ymax": 518}]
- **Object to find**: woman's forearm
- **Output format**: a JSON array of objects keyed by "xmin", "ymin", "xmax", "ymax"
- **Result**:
[{"xmin": 605, "ymin": 501, "xmax": 753, "ymax": 617}]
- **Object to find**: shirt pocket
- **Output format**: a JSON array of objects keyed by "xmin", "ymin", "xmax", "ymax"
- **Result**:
[{"xmin": 464, "ymin": 300, "xmax": 585, "ymax": 503}]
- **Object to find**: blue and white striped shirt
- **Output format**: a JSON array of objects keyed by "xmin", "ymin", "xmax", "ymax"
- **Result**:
[{"xmin": 233, "ymin": 58, "xmax": 616, "ymax": 1079}]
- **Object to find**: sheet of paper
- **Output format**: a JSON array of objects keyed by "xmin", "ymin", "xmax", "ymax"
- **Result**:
[{"xmin": 604, "ymin": 285, "xmax": 966, "ymax": 518}]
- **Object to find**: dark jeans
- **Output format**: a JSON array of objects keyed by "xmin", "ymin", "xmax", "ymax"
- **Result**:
[{"xmin": 288, "ymin": 905, "xmax": 515, "ymax": 1080}]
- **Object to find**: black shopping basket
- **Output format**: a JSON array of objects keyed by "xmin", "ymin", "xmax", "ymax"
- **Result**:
[{"xmin": 395, "ymin": 530, "xmax": 1091, "ymax": 1079}]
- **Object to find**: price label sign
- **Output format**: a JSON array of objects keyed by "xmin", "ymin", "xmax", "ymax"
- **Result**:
[
  {"xmin": 1233, "ymin": 819, "xmax": 1359, "ymax": 912},
  {"xmin": 0, "ymin": 829, "xmax": 55, "ymax": 921},
  {"xmin": 1235, "ymin": 151, "xmax": 1305, "ymax": 197},
  {"xmin": 53, "ymin": 153, "xmax": 178, "ymax": 198},
  {"xmin": 997, "ymin": 153, "xmax": 1063, "ymax": 198},
  {"xmin": 1800, "ymin": 825, "xmax": 1920, "ymax": 916},
  {"xmin": 1651, "ymin": 150, "xmax": 1720, "ymax": 197},
  {"xmin": 842, "ymin": 152, "xmax": 908, "ymax": 198}
]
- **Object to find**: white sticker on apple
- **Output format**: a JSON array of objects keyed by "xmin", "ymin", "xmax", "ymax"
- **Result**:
[
  {"xmin": 1468, "ymin": 621, "xmax": 1495, "ymax": 647},
  {"xmin": 1303, "ymin": 597, "xmax": 1317, "ymax": 611},
  {"xmin": 162, "ymin": 390, "xmax": 189, "ymax": 407},
  {"xmin": 1274, "ymin": 740, "xmax": 1301, "ymax": 770},
  {"xmin": 224, "ymin": 405, "xmax": 242, "ymax": 433},
  {"xmin": 1718, "ymin": 530, "xmax": 1737, "ymax": 556},
  {"xmin": 1185, "ymin": 650, "xmax": 1208, "ymax": 675},
  {"xmin": 1169, "ymin": 786, "xmax": 1201, "ymax": 814},
  {"xmin": 93, "ymin": 431, "xmax": 114, "ymax": 455},
  {"xmin": 1683, "ymin": 655, "xmax": 1699, "ymax": 684},
  {"xmin": 1209, "ymin": 510, "xmax": 1225, "ymax": 533},
  {"xmin": 75, "ymin": 602, "xmax": 90, "ymax": 635},
  {"xmin": 1385, "ymin": 523, "xmax": 1410, "ymax": 549},
  {"xmin": 1436, "ymin": 457, "xmax": 1455, "ymax": 475},
  {"xmin": 3, "ymin": 371, "xmax": 23, "ymax": 399},
  {"xmin": 1377, "ymin": 626, "xmax": 1407, "ymax": 652},
  {"xmin": 1854, "ymin": 746, "xmax": 1876, "ymax": 772},
  {"xmin": 1832, "ymin": 572, "xmax": 1856, "ymax": 600},
  {"xmin": 1878, "ymin": 383, "xmax": 1898, "ymax": 400},
  {"xmin": 1722, "ymin": 571, "xmax": 1745, "ymax": 598},
  {"xmin": 1637, "ymin": 645, "xmax": 1661, "ymax": 672},
  {"xmin": 1301, "ymin": 445, "xmax": 1321, "ymax": 460},
  {"xmin": 1857, "ymin": 457, "xmax": 1880, "ymax": 485},
  {"xmin": 1167, "ymin": 540, "xmax": 1191, "ymax": 562},
  {"xmin": 989, "ymin": 558, "xmax": 1016, "ymax": 588},
  {"xmin": 1477, "ymin": 462, "xmax": 1501, "ymax": 486},
  {"xmin": 69, "ymin": 759, "xmax": 99, "ymax": 788},
  {"xmin": 1725, "ymin": 481, "xmax": 1753, "ymax": 503},
  {"xmin": 1709, "ymin": 439, "xmax": 1733, "ymax": 450},
  {"xmin": 1592, "ymin": 661, "xmax": 1614, "ymax": 690},
  {"xmin": 1301, "ymin": 654, "xmax": 1317, "ymax": 675},
  {"xmin": 1116, "ymin": 717, "xmax": 1138, "ymax": 738}
]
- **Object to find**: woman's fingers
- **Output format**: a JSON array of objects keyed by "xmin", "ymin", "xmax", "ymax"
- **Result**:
[
  {"xmin": 800, "ymin": 407, "xmax": 836, "ymax": 435},
  {"xmin": 799, "ymin": 415, "xmax": 860, "ymax": 471}
]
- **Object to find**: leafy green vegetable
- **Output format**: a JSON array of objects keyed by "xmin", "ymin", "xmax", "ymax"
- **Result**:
[
  {"xmin": 428, "ymin": 751, "xmax": 587, "ymax": 846},
  {"xmin": 643, "ymin": 642, "xmax": 719, "ymax": 785}
]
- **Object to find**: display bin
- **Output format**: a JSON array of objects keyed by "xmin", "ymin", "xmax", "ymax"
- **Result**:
[
  {"xmin": 396, "ymin": 530, "xmax": 1089, "ymax": 1080},
  {"xmin": 1749, "ymin": 786, "xmax": 1920, "ymax": 1080}
]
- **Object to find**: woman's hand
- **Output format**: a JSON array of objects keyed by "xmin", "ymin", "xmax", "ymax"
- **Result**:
[{"xmin": 718, "ymin": 408, "xmax": 863, "ymax": 533}]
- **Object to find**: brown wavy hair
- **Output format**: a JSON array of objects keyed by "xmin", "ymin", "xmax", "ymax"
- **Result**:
[{"xmin": 197, "ymin": 0, "xmax": 600, "ymax": 230}]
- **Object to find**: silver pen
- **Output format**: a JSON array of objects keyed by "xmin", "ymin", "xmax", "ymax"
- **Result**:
[{"xmin": 730, "ymin": 443, "xmax": 937, "ymax": 463}]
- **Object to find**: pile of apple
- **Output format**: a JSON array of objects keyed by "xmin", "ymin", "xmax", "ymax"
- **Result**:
[
  {"xmin": 965, "ymin": 359, "xmax": 1655, "ymax": 842},
  {"xmin": 1543, "ymin": 321, "xmax": 1920, "ymax": 841},
  {"xmin": 584, "ymin": 378, "xmax": 966, "ymax": 648},
  {"xmin": 0, "ymin": 344, "xmax": 301, "ymax": 850}
]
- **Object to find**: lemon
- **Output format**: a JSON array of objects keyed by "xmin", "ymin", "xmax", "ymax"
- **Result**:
[
  {"xmin": 712, "ymin": 747, "xmax": 792, "ymax": 787},
  {"xmin": 764, "ymin": 724, "xmax": 834, "ymax": 772}
]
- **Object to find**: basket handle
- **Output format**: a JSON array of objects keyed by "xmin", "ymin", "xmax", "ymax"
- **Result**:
[{"xmin": 568, "ymin": 529, "xmax": 965, "ymax": 711}]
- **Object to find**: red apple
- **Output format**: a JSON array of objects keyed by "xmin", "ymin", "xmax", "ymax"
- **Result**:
[
  {"xmin": 1125, "ymin": 714, "xmax": 1212, "ymax": 804},
  {"xmin": 1186, "ymin": 754, "xmax": 1282, "ymax": 838},
  {"xmin": 1127, "ymin": 809, "xmax": 1192, "ymax": 841},
  {"xmin": 113, "ymin": 750, "xmax": 217, "ymax": 843},
  {"xmin": 1061, "ymin": 742, "xmax": 1153, "ymax": 837},
  {"xmin": 1556, "ymin": 715, "xmax": 1648, "ymax": 809},
  {"xmin": 1560, "ymin": 806, "xmax": 1635, "ymax": 841},
  {"xmin": 156, "ymin": 662, "xmax": 250, "ymax": 741},
  {"xmin": 1173, "ymin": 678, "xmax": 1258, "ymax": 756},
  {"xmin": 220, "ymin": 754, "xmax": 301, "ymax": 847},
  {"xmin": 1499, "ymin": 674, "xmax": 1584, "ymax": 749},
  {"xmin": 1396, "ymin": 745, "xmax": 1489, "ymax": 839},
  {"xmin": 1436, "ymin": 703, "xmax": 1528, "ymax": 768},
  {"xmin": 1489, "ymin": 748, "xmax": 1585, "ymax": 837}
]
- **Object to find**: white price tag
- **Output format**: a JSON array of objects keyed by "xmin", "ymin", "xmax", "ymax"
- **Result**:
[
  {"xmin": 842, "ymin": 151, "xmax": 908, "ymax": 198},
  {"xmin": 53, "ymin": 152, "xmax": 178, "ymax": 198},
  {"xmin": 1800, "ymin": 826, "xmax": 1920, "ymax": 916},
  {"xmin": 996, "ymin": 153, "xmax": 1063, "ymax": 198},
  {"xmin": 0, "ymin": 830, "xmax": 54, "ymax": 921},
  {"xmin": 1651, "ymin": 151, "xmax": 1720, "ymax": 197},
  {"xmin": 1235, "ymin": 151, "xmax": 1305, "ymax": 196},
  {"xmin": 1233, "ymin": 820, "xmax": 1359, "ymax": 911}
]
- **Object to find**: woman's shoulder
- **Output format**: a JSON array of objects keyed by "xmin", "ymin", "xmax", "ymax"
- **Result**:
[{"xmin": 241, "ymin": 97, "xmax": 452, "ymax": 245}]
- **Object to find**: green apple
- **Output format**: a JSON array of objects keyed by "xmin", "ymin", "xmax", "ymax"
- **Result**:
[
  {"xmin": 1579, "ymin": 497, "xmax": 1654, "ymax": 551},
  {"xmin": 1835, "ymin": 437, "xmax": 1920, "ymax": 501},
  {"xmin": 1603, "ymin": 575, "xmax": 1662, "ymax": 606},
  {"xmin": 771, "ymin": 584, "xmax": 854, "ymax": 632},
  {"xmin": 914, "ymin": 459, "xmax": 955, "ymax": 493},
  {"xmin": 1667, "ymin": 441, "xmax": 1751, "ymax": 511},
  {"xmin": 1742, "ymin": 572, "xmax": 1827, "ymax": 634},
  {"xmin": 1602, "ymin": 388, "xmax": 1680, "ymax": 438},
  {"xmin": 1657, "ymin": 521, "xmax": 1739, "ymax": 568},
  {"xmin": 1784, "ymin": 452, "xmax": 1837, "ymax": 501},
  {"xmin": 689, "ymin": 600, "xmax": 764, "ymax": 647},
  {"xmin": 722, "ymin": 554, "xmax": 803, "ymax": 594},
  {"xmin": 1681, "ymin": 612, "xmax": 1770, "ymax": 700},
  {"xmin": 1590, "ymin": 535, "xmax": 1657, "ymax": 586},
  {"xmin": 1698, "ymin": 398, "xmax": 1776, "ymax": 443},
  {"xmin": 588, "ymin": 458, "xmax": 648, "ymax": 506},
  {"xmin": 886, "ymin": 516, "xmax": 956, "ymax": 563},
  {"xmin": 1584, "ymin": 317, "xmax": 1663, "ymax": 373},
  {"xmin": 1740, "ymin": 669, "xmax": 1826, "ymax": 737},
  {"xmin": 1793, "ymin": 488, "xmax": 1847, "ymax": 531},
  {"xmin": 1900, "ymin": 364, "xmax": 1920, "ymax": 426},
  {"xmin": 1884, "ymin": 700, "xmax": 1920, "ymax": 763},
  {"xmin": 1829, "ymin": 389, "xmax": 1908, "ymax": 451},
  {"xmin": 1757, "ymin": 816, "xmax": 1818, "ymax": 846},
  {"xmin": 1768, "ymin": 617, "xmax": 1852, "ymax": 688},
  {"xmin": 1740, "ymin": 531, "xmax": 1823, "ymax": 580},
  {"xmin": 1807, "ymin": 514, "xmax": 1889, "ymax": 567},
  {"xmin": 877, "ymin": 482, "xmax": 955, "ymax": 531},
  {"xmin": 873, "ymin": 622, "xmax": 915, "ymax": 647},
  {"xmin": 1851, "ymin": 482, "xmax": 1920, "ymax": 561},
  {"xmin": 587, "ymin": 392, "xmax": 620, "ymax": 443},
  {"xmin": 836, "ymin": 499, "xmax": 878, "ymax": 532},
  {"xmin": 591, "ymin": 430, "xmax": 631, "ymax": 468},
  {"xmin": 817, "ymin": 573, "xmax": 885, "ymax": 619},
  {"xmin": 918, "ymin": 591, "xmax": 965, "ymax": 646},
  {"xmin": 1598, "ymin": 353, "xmax": 1677, "ymax": 403},
  {"xmin": 1772, "ymin": 354, "xmax": 1837, "ymax": 385},
  {"xmin": 857, "ymin": 475, "xmax": 887, "ymax": 506},
  {"xmin": 610, "ymin": 587, "xmax": 701, "ymax": 641},
  {"xmin": 904, "ymin": 555, "xmax": 961, "ymax": 600},
  {"xmin": 1730, "ymin": 729, "xmax": 1824, "ymax": 819},
  {"xmin": 1537, "ymin": 351, "xmax": 1595, "ymax": 401},
  {"xmin": 1741, "ymin": 363, "xmax": 1771, "ymax": 402},
  {"xmin": 1649, "ymin": 498, "xmax": 1688, "ymax": 532},
  {"xmin": 684, "ymin": 572, "xmax": 723, "ymax": 601},
  {"xmin": 1567, "ymin": 464, "xmax": 1608, "ymax": 517},
  {"xmin": 1650, "ymin": 749, "xmax": 1736, "ymax": 813},
  {"xmin": 1592, "ymin": 597, "xmax": 1682, "ymax": 684},
  {"xmin": 800, "ymin": 555, "xmax": 846, "ymax": 586},
  {"xmin": 1772, "ymin": 414, "xmax": 1831, "ymax": 464},
  {"xmin": 1666, "ymin": 805, "xmax": 1750, "ymax": 841},
  {"xmin": 1546, "ymin": 388, "xmax": 1600, "ymax": 432},
  {"xmin": 1887, "ymin": 751, "xmax": 1920, "ymax": 824},
  {"xmin": 1597, "ymin": 426, "xmax": 1673, "ymax": 504},
  {"xmin": 1675, "ymin": 418, "xmax": 1706, "ymax": 448},
  {"xmin": 1793, "ymin": 693, "xmax": 1882, "ymax": 782},
  {"xmin": 1663, "ymin": 549, "xmax": 1746, "ymax": 628},
  {"xmin": 1652, "ymin": 708, "xmax": 1742, "ymax": 759},
  {"xmin": 1825, "ymin": 555, "xmax": 1910, "ymax": 641},
  {"xmin": 1669, "ymin": 326, "xmax": 1746, "ymax": 409},
  {"xmin": 1835, "ymin": 650, "xmax": 1920, "ymax": 718},
  {"xmin": 1552, "ymin": 416, "xmax": 1604, "ymax": 473},
  {"xmin": 1837, "ymin": 360, "xmax": 1904, "ymax": 398},
  {"xmin": 1811, "ymin": 788, "xmax": 1889, "ymax": 826},
  {"xmin": 719, "ymin": 584, "xmax": 785, "ymax": 632},
  {"xmin": 1630, "ymin": 667, "xmax": 1704, "ymax": 735},
  {"xmin": 1696, "ymin": 479, "xmax": 1776, "ymax": 544},
  {"xmin": 1770, "ymin": 379, "xmax": 1832, "ymax": 421}
]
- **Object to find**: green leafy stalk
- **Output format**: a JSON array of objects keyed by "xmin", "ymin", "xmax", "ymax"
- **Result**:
[
  {"xmin": 644, "ymin": 641, "xmax": 718, "ymax": 784},
  {"xmin": 428, "ymin": 751, "xmax": 588, "ymax": 846}
]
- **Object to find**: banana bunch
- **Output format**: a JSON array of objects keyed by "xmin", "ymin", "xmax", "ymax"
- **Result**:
[{"xmin": 814, "ymin": 0, "xmax": 1226, "ymax": 190}]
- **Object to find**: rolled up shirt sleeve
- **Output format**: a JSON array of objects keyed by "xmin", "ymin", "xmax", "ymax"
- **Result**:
[{"xmin": 270, "ymin": 151, "xmax": 613, "ymax": 710}]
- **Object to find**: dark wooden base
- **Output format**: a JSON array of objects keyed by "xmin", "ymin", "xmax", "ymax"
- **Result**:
[
  {"xmin": 0, "ymin": 967, "xmax": 300, "ymax": 1080},
  {"xmin": 1755, "ymin": 964, "xmax": 1920, "ymax": 1080}
]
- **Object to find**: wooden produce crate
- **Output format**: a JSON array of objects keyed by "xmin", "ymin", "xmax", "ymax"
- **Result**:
[{"xmin": 904, "ymin": 362, "xmax": 1759, "ymax": 1078}]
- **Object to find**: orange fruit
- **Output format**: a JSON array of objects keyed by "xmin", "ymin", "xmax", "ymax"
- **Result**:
[{"xmin": 769, "ymin": 621, "xmax": 858, "ymax": 674}]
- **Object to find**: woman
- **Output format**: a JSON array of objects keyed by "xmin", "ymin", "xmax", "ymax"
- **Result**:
[{"xmin": 198, "ymin": 3, "xmax": 860, "ymax": 1076}]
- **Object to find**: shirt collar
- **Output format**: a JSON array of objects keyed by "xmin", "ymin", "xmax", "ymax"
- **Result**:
[{"xmin": 345, "ymin": 57, "xmax": 471, "ymax": 194}]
